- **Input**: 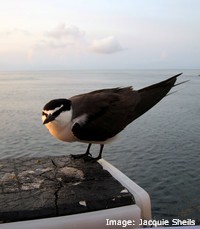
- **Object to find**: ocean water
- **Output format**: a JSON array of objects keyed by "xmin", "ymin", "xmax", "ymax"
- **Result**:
[{"xmin": 0, "ymin": 69, "xmax": 199, "ymax": 223}]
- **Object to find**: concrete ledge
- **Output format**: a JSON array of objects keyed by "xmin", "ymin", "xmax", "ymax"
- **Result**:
[{"xmin": 0, "ymin": 156, "xmax": 135, "ymax": 223}]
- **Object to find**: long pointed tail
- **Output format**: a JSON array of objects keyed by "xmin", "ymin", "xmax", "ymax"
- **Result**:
[{"xmin": 134, "ymin": 73, "xmax": 184, "ymax": 118}]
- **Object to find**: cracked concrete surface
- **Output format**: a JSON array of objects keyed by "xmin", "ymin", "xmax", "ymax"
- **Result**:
[{"xmin": 0, "ymin": 156, "xmax": 135, "ymax": 223}]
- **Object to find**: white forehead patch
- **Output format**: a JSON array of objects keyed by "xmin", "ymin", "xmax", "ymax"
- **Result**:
[{"xmin": 43, "ymin": 105, "xmax": 63, "ymax": 115}]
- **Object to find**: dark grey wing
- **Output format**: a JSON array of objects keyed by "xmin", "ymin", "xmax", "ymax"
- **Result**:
[
  {"xmin": 71, "ymin": 73, "xmax": 182, "ymax": 142},
  {"xmin": 70, "ymin": 87, "xmax": 140, "ymax": 141}
]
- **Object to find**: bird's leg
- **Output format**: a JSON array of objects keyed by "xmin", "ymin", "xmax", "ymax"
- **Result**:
[
  {"xmin": 71, "ymin": 143, "xmax": 92, "ymax": 159},
  {"xmin": 98, "ymin": 144, "xmax": 104, "ymax": 159},
  {"xmin": 84, "ymin": 144, "xmax": 104, "ymax": 162}
]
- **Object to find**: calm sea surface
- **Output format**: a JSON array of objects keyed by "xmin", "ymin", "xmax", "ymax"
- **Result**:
[{"xmin": 0, "ymin": 69, "xmax": 199, "ymax": 223}]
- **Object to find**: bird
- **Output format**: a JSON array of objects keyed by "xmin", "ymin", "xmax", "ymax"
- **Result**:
[{"xmin": 42, "ymin": 73, "xmax": 185, "ymax": 161}]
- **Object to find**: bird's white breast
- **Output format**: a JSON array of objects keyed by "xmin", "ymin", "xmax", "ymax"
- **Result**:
[
  {"xmin": 46, "ymin": 121, "xmax": 77, "ymax": 142},
  {"xmin": 43, "ymin": 109, "xmax": 77, "ymax": 142}
]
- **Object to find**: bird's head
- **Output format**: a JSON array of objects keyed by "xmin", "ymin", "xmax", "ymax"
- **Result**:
[{"xmin": 42, "ymin": 99, "xmax": 72, "ymax": 126}]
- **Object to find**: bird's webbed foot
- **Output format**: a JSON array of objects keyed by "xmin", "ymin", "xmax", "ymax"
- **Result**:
[
  {"xmin": 83, "ymin": 144, "xmax": 104, "ymax": 162},
  {"xmin": 71, "ymin": 152, "xmax": 92, "ymax": 159},
  {"xmin": 71, "ymin": 144, "xmax": 103, "ymax": 162},
  {"xmin": 83, "ymin": 154, "xmax": 102, "ymax": 162},
  {"xmin": 71, "ymin": 143, "xmax": 92, "ymax": 159}
]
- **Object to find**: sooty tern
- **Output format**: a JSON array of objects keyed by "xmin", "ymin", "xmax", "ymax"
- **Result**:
[{"xmin": 42, "ymin": 73, "xmax": 184, "ymax": 161}]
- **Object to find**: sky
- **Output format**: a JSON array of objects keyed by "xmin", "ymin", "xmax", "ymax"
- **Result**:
[{"xmin": 0, "ymin": 0, "xmax": 200, "ymax": 70}]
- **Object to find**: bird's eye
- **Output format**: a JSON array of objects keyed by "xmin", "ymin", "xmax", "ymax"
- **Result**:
[{"xmin": 42, "ymin": 111, "xmax": 48, "ymax": 117}]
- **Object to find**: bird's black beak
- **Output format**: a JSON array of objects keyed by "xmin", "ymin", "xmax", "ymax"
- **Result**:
[{"xmin": 43, "ymin": 114, "xmax": 55, "ymax": 125}]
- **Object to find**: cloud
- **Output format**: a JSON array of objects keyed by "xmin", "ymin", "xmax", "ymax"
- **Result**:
[
  {"xmin": 46, "ymin": 23, "xmax": 84, "ymax": 40},
  {"xmin": 34, "ymin": 39, "xmax": 73, "ymax": 49},
  {"xmin": 90, "ymin": 36, "xmax": 123, "ymax": 54},
  {"xmin": 34, "ymin": 23, "xmax": 86, "ymax": 51},
  {"xmin": 0, "ymin": 28, "xmax": 31, "ymax": 38},
  {"xmin": 34, "ymin": 24, "xmax": 123, "ymax": 58}
]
